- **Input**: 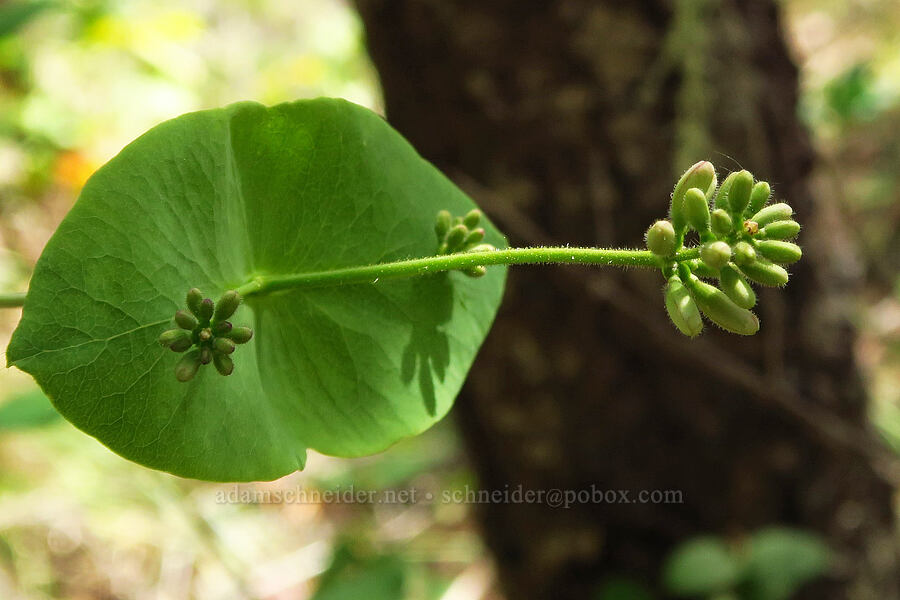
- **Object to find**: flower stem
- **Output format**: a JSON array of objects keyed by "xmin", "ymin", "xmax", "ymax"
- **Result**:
[
  {"xmin": 235, "ymin": 246, "xmax": 700, "ymax": 298},
  {"xmin": 0, "ymin": 292, "xmax": 26, "ymax": 308}
]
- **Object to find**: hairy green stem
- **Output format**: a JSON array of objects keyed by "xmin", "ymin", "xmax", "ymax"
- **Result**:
[
  {"xmin": 0, "ymin": 292, "xmax": 26, "ymax": 308},
  {"xmin": 235, "ymin": 246, "xmax": 699, "ymax": 298}
]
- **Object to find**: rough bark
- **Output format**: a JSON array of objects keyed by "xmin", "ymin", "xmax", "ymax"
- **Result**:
[{"xmin": 355, "ymin": 1, "xmax": 899, "ymax": 598}]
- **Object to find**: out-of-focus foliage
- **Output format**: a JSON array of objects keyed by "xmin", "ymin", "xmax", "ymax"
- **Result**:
[{"xmin": 787, "ymin": 0, "xmax": 900, "ymax": 453}]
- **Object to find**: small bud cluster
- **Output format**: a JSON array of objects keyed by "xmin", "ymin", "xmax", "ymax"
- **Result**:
[
  {"xmin": 434, "ymin": 209, "xmax": 497, "ymax": 278},
  {"xmin": 158, "ymin": 288, "xmax": 253, "ymax": 381},
  {"xmin": 651, "ymin": 161, "xmax": 802, "ymax": 337}
]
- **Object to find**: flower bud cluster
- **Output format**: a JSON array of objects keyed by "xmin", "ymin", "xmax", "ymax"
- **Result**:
[
  {"xmin": 434, "ymin": 209, "xmax": 497, "ymax": 278},
  {"xmin": 653, "ymin": 162, "xmax": 802, "ymax": 336},
  {"xmin": 158, "ymin": 288, "xmax": 253, "ymax": 381}
]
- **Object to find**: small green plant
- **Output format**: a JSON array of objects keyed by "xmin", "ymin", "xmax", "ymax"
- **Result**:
[{"xmin": 1, "ymin": 98, "xmax": 802, "ymax": 481}]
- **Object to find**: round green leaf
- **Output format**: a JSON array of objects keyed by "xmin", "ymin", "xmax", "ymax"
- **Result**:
[{"xmin": 7, "ymin": 99, "xmax": 507, "ymax": 481}]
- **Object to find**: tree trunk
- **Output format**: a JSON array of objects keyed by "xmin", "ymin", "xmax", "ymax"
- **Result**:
[{"xmin": 355, "ymin": 1, "xmax": 900, "ymax": 598}]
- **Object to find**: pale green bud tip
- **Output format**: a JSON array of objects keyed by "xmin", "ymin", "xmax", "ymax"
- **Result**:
[
  {"xmin": 710, "ymin": 209, "xmax": 733, "ymax": 236},
  {"xmin": 159, "ymin": 329, "xmax": 192, "ymax": 352},
  {"xmin": 759, "ymin": 220, "xmax": 800, "ymax": 240},
  {"xmin": 728, "ymin": 170, "xmax": 753, "ymax": 215},
  {"xmin": 446, "ymin": 224, "xmax": 468, "ymax": 249},
  {"xmin": 213, "ymin": 337, "xmax": 236, "ymax": 355},
  {"xmin": 198, "ymin": 298, "xmax": 214, "ymax": 322},
  {"xmin": 213, "ymin": 290, "xmax": 241, "ymax": 322},
  {"xmin": 174, "ymin": 310, "xmax": 198, "ymax": 331},
  {"xmin": 465, "ymin": 265, "xmax": 488, "ymax": 278},
  {"xmin": 463, "ymin": 228, "xmax": 485, "ymax": 248},
  {"xmin": 664, "ymin": 277, "xmax": 703, "ymax": 337},
  {"xmin": 227, "ymin": 326, "xmax": 253, "ymax": 344},
  {"xmin": 214, "ymin": 353, "xmax": 234, "ymax": 377},
  {"xmin": 733, "ymin": 241, "xmax": 756, "ymax": 266},
  {"xmin": 186, "ymin": 288, "xmax": 203, "ymax": 316},
  {"xmin": 719, "ymin": 264, "xmax": 756, "ymax": 309},
  {"xmin": 756, "ymin": 240, "xmax": 802, "ymax": 264},
  {"xmin": 739, "ymin": 259, "xmax": 789, "ymax": 287},
  {"xmin": 175, "ymin": 350, "xmax": 202, "ymax": 382},
  {"xmin": 645, "ymin": 220, "xmax": 677, "ymax": 256},
  {"xmin": 463, "ymin": 209, "xmax": 482, "ymax": 229},
  {"xmin": 435, "ymin": 210, "xmax": 452, "ymax": 238},
  {"xmin": 747, "ymin": 181, "xmax": 770, "ymax": 216},
  {"xmin": 671, "ymin": 161, "xmax": 716, "ymax": 230},
  {"xmin": 700, "ymin": 241, "xmax": 731, "ymax": 271},
  {"xmin": 684, "ymin": 187, "xmax": 710, "ymax": 232},
  {"xmin": 750, "ymin": 202, "xmax": 793, "ymax": 227}
]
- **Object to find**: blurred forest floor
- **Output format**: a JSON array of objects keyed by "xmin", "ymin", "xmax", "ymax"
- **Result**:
[{"xmin": 0, "ymin": 0, "xmax": 897, "ymax": 598}]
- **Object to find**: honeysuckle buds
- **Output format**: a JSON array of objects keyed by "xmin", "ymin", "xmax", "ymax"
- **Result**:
[
  {"xmin": 664, "ymin": 276, "xmax": 703, "ymax": 337},
  {"xmin": 434, "ymin": 209, "xmax": 499, "ymax": 277},
  {"xmin": 750, "ymin": 202, "xmax": 793, "ymax": 227},
  {"xmin": 719, "ymin": 264, "xmax": 756, "ymax": 309},
  {"xmin": 445, "ymin": 224, "xmax": 468, "ymax": 250},
  {"xmin": 685, "ymin": 274, "xmax": 760, "ymax": 335},
  {"xmin": 463, "ymin": 209, "xmax": 482, "ymax": 229},
  {"xmin": 160, "ymin": 288, "xmax": 253, "ymax": 381},
  {"xmin": 758, "ymin": 220, "xmax": 800, "ymax": 240},
  {"xmin": 684, "ymin": 188, "xmax": 711, "ymax": 233},
  {"xmin": 652, "ymin": 164, "xmax": 800, "ymax": 336},
  {"xmin": 710, "ymin": 209, "xmax": 733, "ymax": 236},
  {"xmin": 671, "ymin": 161, "xmax": 716, "ymax": 232},
  {"xmin": 747, "ymin": 181, "xmax": 770, "ymax": 216},
  {"xmin": 727, "ymin": 170, "xmax": 753, "ymax": 215},
  {"xmin": 435, "ymin": 210, "xmax": 452, "ymax": 238},
  {"xmin": 464, "ymin": 228, "xmax": 485, "ymax": 248},
  {"xmin": 700, "ymin": 241, "xmax": 731, "ymax": 271},
  {"xmin": 646, "ymin": 220, "xmax": 677, "ymax": 256},
  {"xmin": 756, "ymin": 240, "xmax": 802, "ymax": 264},
  {"xmin": 175, "ymin": 310, "xmax": 198, "ymax": 330},
  {"xmin": 739, "ymin": 258, "xmax": 789, "ymax": 287}
]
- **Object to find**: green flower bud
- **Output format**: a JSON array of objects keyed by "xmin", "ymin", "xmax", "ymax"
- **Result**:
[
  {"xmin": 686, "ymin": 259, "xmax": 719, "ymax": 279},
  {"xmin": 175, "ymin": 310, "xmax": 198, "ymax": 331},
  {"xmin": 664, "ymin": 276, "xmax": 703, "ymax": 337},
  {"xmin": 713, "ymin": 171, "xmax": 739, "ymax": 211},
  {"xmin": 199, "ymin": 346, "xmax": 213, "ymax": 365},
  {"xmin": 747, "ymin": 181, "xmax": 770, "ymax": 217},
  {"xmin": 684, "ymin": 187, "xmax": 710, "ymax": 232},
  {"xmin": 710, "ymin": 209, "xmax": 733, "ymax": 236},
  {"xmin": 175, "ymin": 350, "xmax": 202, "ymax": 382},
  {"xmin": 700, "ymin": 241, "xmax": 731, "ymax": 271},
  {"xmin": 750, "ymin": 202, "xmax": 793, "ymax": 227},
  {"xmin": 463, "ymin": 228, "xmax": 485, "ymax": 249},
  {"xmin": 719, "ymin": 263, "xmax": 756, "ymax": 309},
  {"xmin": 159, "ymin": 329, "xmax": 193, "ymax": 352},
  {"xmin": 645, "ymin": 220, "xmax": 677, "ymax": 256},
  {"xmin": 463, "ymin": 209, "xmax": 482, "ymax": 229},
  {"xmin": 671, "ymin": 161, "xmax": 716, "ymax": 232},
  {"xmin": 758, "ymin": 220, "xmax": 800, "ymax": 240},
  {"xmin": 198, "ymin": 298, "xmax": 214, "ymax": 322},
  {"xmin": 186, "ymin": 288, "xmax": 204, "ymax": 317},
  {"xmin": 212, "ymin": 321, "xmax": 232, "ymax": 335},
  {"xmin": 464, "ymin": 266, "xmax": 488, "ymax": 278},
  {"xmin": 756, "ymin": 240, "xmax": 802, "ymax": 264},
  {"xmin": 467, "ymin": 243, "xmax": 497, "ymax": 253},
  {"xmin": 732, "ymin": 241, "xmax": 757, "ymax": 266},
  {"xmin": 435, "ymin": 210, "xmax": 452, "ymax": 238},
  {"xmin": 727, "ymin": 170, "xmax": 753, "ymax": 215},
  {"xmin": 214, "ymin": 353, "xmax": 234, "ymax": 376},
  {"xmin": 445, "ymin": 224, "xmax": 468, "ymax": 251},
  {"xmin": 227, "ymin": 327, "xmax": 253, "ymax": 344},
  {"xmin": 213, "ymin": 337, "xmax": 236, "ymax": 355},
  {"xmin": 198, "ymin": 328, "xmax": 212, "ymax": 343},
  {"xmin": 213, "ymin": 290, "xmax": 241, "ymax": 322},
  {"xmin": 739, "ymin": 258, "xmax": 789, "ymax": 287},
  {"xmin": 685, "ymin": 275, "xmax": 760, "ymax": 335}
]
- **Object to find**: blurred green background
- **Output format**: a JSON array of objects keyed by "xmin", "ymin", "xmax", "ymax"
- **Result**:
[{"xmin": 0, "ymin": 0, "xmax": 897, "ymax": 598}]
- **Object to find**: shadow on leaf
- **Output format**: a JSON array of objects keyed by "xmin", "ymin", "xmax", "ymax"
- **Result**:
[{"xmin": 400, "ymin": 275, "xmax": 453, "ymax": 416}]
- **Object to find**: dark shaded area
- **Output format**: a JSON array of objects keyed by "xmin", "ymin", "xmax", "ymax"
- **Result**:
[{"xmin": 355, "ymin": 1, "xmax": 900, "ymax": 598}]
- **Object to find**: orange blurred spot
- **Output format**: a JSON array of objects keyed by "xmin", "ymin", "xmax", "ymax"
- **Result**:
[{"xmin": 53, "ymin": 151, "xmax": 96, "ymax": 190}]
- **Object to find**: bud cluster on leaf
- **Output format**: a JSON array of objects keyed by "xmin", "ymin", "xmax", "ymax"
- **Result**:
[
  {"xmin": 158, "ymin": 288, "xmax": 254, "ymax": 382},
  {"xmin": 434, "ymin": 209, "xmax": 497, "ymax": 278}
]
